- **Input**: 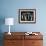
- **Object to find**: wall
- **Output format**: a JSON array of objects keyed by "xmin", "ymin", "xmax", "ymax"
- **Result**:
[
  {"xmin": 0, "ymin": 0, "xmax": 46, "ymax": 32},
  {"xmin": 0, "ymin": 0, "xmax": 46, "ymax": 46}
]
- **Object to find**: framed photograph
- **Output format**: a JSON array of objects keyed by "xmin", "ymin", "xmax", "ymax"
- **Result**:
[{"xmin": 19, "ymin": 9, "xmax": 36, "ymax": 23}]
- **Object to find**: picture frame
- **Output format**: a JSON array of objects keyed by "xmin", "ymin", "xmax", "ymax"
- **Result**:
[{"xmin": 19, "ymin": 9, "xmax": 36, "ymax": 24}]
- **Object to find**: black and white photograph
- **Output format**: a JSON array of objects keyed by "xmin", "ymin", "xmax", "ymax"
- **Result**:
[{"xmin": 19, "ymin": 9, "xmax": 36, "ymax": 23}]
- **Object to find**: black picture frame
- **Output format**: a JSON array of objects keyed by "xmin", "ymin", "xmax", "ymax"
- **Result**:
[{"xmin": 19, "ymin": 9, "xmax": 36, "ymax": 24}]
